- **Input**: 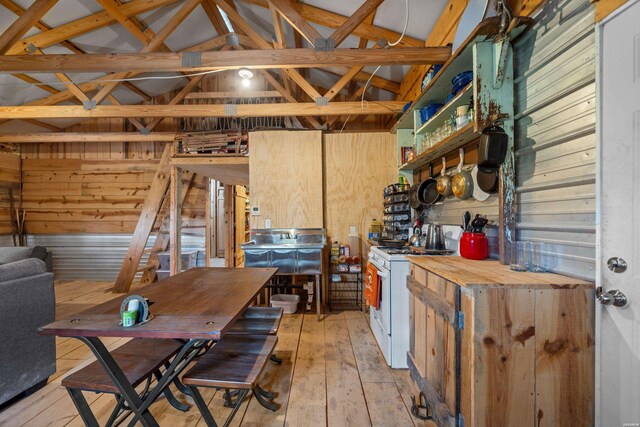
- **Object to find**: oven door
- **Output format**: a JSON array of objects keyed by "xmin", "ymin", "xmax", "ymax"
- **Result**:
[{"xmin": 368, "ymin": 258, "xmax": 391, "ymax": 335}]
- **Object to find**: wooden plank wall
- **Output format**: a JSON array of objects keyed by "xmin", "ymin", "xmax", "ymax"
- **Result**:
[
  {"xmin": 0, "ymin": 151, "xmax": 21, "ymax": 235},
  {"xmin": 20, "ymin": 118, "xmax": 206, "ymax": 234},
  {"xmin": 324, "ymin": 132, "xmax": 396, "ymax": 251},
  {"xmin": 249, "ymin": 130, "xmax": 323, "ymax": 229}
]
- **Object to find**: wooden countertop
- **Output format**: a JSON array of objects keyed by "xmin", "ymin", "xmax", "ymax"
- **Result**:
[{"xmin": 408, "ymin": 256, "xmax": 594, "ymax": 289}]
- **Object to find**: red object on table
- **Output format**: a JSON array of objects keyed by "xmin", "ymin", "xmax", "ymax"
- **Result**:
[{"xmin": 459, "ymin": 232, "xmax": 489, "ymax": 260}]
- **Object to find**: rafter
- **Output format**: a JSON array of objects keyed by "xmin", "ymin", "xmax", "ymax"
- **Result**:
[
  {"xmin": 349, "ymin": 8, "xmax": 376, "ymax": 95},
  {"xmin": 0, "ymin": 34, "xmax": 230, "ymax": 128},
  {"xmin": 0, "ymin": 101, "xmax": 405, "ymax": 119},
  {"xmin": 91, "ymin": 0, "xmax": 204, "ymax": 104},
  {"xmin": 3, "ymin": 0, "xmax": 180, "ymax": 55},
  {"xmin": 214, "ymin": 0, "xmax": 321, "ymax": 100},
  {"xmin": 238, "ymin": 0, "xmax": 422, "ymax": 47},
  {"xmin": 330, "ymin": 0, "xmax": 385, "ymax": 47},
  {"xmin": 19, "ymin": 119, "xmax": 62, "ymax": 132},
  {"xmin": 144, "ymin": 75, "xmax": 206, "ymax": 131},
  {"xmin": 319, "ymin": 66, "xmax": 400, "ymax": 94},
  {"xmin": 202, "ymin": 0, "xmax": 230, "ymax": 35},
  {"xmin": 0, "ymin": 132, "xmax": 178, "ymax": 143},
  {"xmin": 267, "ymin": 0, "xmax": 322, "ymax": 46},
  {"xmin": 259, "ymin": 70, "xmax": 322, "ymax": 129},
  {"xmin": 0, "ymin": 47, "xmax": 451, "ymax": 73},
  {"xmin": 0, "ymin": 0, "xmax": 58, "ymax": 54},
  {"xmin": 106, "ymin": 94, "xmax": 147, "ymax": 132}
]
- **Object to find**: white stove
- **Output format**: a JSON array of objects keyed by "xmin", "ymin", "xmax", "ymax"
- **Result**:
[
  {"xmin": 368, "ymin": 245, "xmax": 411, "ymax": 369},
  {"xmin": 367, "ymin": 226, "xmax": 461, "ymax": 369}
]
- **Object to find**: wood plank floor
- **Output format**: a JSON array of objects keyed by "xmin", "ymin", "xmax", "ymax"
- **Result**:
[{"xmin": 0, "ymin": 281, "xmax": 434, "ymax": 427}]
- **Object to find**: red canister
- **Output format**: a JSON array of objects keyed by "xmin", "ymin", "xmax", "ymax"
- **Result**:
[{"xmin": 459, "ymin": 232, "xmax": 489, "ymax": 260}]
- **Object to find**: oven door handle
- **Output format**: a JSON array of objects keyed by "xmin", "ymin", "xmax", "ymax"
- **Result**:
[{"xmin": 369, "ymin": 259, "xmax": 389, "ymax": 278}]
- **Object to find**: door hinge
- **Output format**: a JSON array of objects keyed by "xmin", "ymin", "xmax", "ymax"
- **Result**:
[
  {"xmin": 458, "ymin": 414, "xmax": 465, "ymax": 427},
  {"xmin": 456, "ymin": 311, "xmax": 464, "ymax": 329}
]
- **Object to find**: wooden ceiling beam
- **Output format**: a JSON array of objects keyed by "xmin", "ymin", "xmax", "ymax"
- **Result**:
[
  {"xmin": 91, "ymin": 0, "xmax": 204, "ymax": 104},
  {"xmin": 145, "ymin": 74, "xmax": 206, "ymax": 131},
  {"xmin": 185, "ymin": 90, "xmax": 283, "ymax": 99},
  {"xmin": 0, "ymin": 0, "xmax": 83, "ymax": 54},
  {"xmin": 238, "ymin": 0, "xmax": 423, "ymax": 47},
  {"xmin": 0, "ymin": 101, "xmax": 405, "ymax": 118},
  {"xmin": 0, "ymin": 132, "xmax": 178, "ymax": 143},
  {"xmin": 0, "ymin": 0, "xmax": 58, "ymax": 54},
  {"xmin": 19, "ymin": 119, "xmax": 62, "ymax": 132},
  {"xmin": 267, "ymin": 0, "xmax": 322, "ymax": 46},
  {"xmin": 330, "ymin": 0, "xmax": 385, "ymax": 47},
  {"xmin": 0, "ymin": 47, "xmax": 451, "ymax": 73},
  {"xmin": 106, "ymin": 94, "xmax": 147, "ymax": 132},
  {"xmin": 202, "ymin": 0, "xmax": 230, "ymax": 35},
  {"xmin": 259, "ymin": 70, "xmax": 322, "ymax": 129},
  {"xmin": 214, "ymin": 0, "xmax": 321, "ymax": 100},
  {"xmin": 4, "ymin": 0, "xmax": 180, "ymax": 55},
  {"xmin": 349, "ymin": 9, "xmax": 376, "ymax": 95},
  {"xmin": 319, "ymin": 66, "xmax": 400, "ymax": 94}
]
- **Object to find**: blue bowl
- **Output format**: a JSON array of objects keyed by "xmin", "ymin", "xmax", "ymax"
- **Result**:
[
  {"xmin": 451, "ymin": 70, "xmax": 473, "ymax": 95},
  {"xmin": 419, "ymin": 103, "xmax": 443, "ymax": 124},
  {"xmin": 402, "ymin": 101, "xmax": 412, "ymax": 113}
]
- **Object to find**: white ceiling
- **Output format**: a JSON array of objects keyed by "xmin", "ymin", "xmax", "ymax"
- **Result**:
[{"xmin": 0, "ymin": 0, "xmax": 450, "ymax": 131}]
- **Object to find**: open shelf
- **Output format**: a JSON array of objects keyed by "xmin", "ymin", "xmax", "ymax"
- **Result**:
[
  {"xmin": 399, "ymin": 123, "xmax": 478, "ymax": 172},
  {"xmin": 415, "ymin": 83, "xmax": 473, "ymax": 136}
]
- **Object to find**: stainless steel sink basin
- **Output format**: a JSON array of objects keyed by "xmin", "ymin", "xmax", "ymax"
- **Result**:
[{"xmin": 241, "ymin": 228, "xmax": 326, "ymax": 275}]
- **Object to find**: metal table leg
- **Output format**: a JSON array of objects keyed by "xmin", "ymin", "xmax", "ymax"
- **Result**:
[{"xmin": 77, "ymin": 337, "xmax": 206, "ymax": 427}]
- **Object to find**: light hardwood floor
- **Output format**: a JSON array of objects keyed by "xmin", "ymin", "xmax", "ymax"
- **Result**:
[{"xmin": 0, "ymin": 281, "xmax": 433, "ymax": 427}]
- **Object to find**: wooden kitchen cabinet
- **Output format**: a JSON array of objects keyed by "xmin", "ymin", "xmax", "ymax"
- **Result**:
[{"xmin": 407, "ymin": 257, "xmax": 594, "ymax": 427}]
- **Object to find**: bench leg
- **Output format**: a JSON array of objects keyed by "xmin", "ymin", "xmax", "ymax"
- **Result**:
[
  {"xmin": 188, "ymin": 386, "xmax": 219, "ymax": 427},
  {"xmin": 67, "ymin": 388, "xmax": 99, "ymax": 427},
  {"xmin": 255, "ymin": 383, "xmax": 276, "ymax": 400},
  {"xmin": 153, "ymin": 371, "xmax": 190, "ymax": 412},
  {"xmin": 253, "ymin": 387, "xmax": 279, "ymax": 412},
  {"xmin": 105, "ymin": 395, "xmax": 127, "ymax": 427},
  {"xmin": 269, "ymin": 354, "xmax": 283, "ymax": 364}
]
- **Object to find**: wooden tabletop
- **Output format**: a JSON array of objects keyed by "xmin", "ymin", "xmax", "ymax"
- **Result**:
[
  {"xmin": 40, "ymin": 267, "xmax": 277, "ymax": 340},
  {"xmin": 408, "ymin": 256, "xmax": 594, "ymax": 289}
]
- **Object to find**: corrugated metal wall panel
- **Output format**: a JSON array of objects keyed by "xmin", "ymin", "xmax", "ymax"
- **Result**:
[
  {"xmin": 26, "ymin": 234, "xmax": 205, "ymax": 282},
  {"xmin": 514, "ymin": 0, "xmax": 596, "ymax": 280}
]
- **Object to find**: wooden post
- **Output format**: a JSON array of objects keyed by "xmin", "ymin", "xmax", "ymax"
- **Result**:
[
  {"xmin": 170, "ymin": 165, "xmax": 182, "ymax": 275},
  {"xmin": 223, "ymin": 184, "xmax": 235, "ymax": 267},
  {"xmin": 205, "ymin": 177, "xmax": 212, "ymax": 267}
]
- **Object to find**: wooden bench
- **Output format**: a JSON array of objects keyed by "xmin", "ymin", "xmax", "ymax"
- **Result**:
[
  {"xmin": 182, "ymin": 335, "xmax": 279, "ymax": 427},
  {"xmin": 62, "ymin": 338, "xmax": 187, "ymax": 426},
  {"xmin": 227, "ymin": 306, "xmax": 284, "ymax": 364}
]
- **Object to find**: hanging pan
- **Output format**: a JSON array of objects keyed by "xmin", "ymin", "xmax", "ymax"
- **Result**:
[
  {"xmin": 472, "ymin": 165, "xmax": 491, "ymax": 201},
  {"xmin": 436, "ymin": 156, "xmax": 452, "ymax": 196},
  {"xmin": 418, "ymin": 164, "xmax": 442, "ymax": 207},
  {"xmin": 409, "ymin": 184, "xmax": 422, "ymax": 210},
  {"xmin": 452, "ymin": 148, "xmax": 474, "ymax": 200}
]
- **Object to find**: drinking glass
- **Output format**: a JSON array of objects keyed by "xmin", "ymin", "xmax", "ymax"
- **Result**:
[
  {"xmin": 510, "ymin": 241, "xmax": 530, "ymax": 272},
  {"xmin": 531, "ymin": 242, "xmax": 548, "ymax": 273}
]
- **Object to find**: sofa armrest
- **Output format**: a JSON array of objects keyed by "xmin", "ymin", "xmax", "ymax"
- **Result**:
[{"xmin": 0, "ymin": 272, "xmax": 56, "ymax": 404}]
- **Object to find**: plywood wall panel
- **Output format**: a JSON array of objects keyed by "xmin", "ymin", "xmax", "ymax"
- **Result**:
[
  {"xmin": 249, "ymin": 130, "xmax": 323, "ymax": 229},
  {"xmin": 324, "ymin": 132, "xmax": 396, "ymax": 246}
]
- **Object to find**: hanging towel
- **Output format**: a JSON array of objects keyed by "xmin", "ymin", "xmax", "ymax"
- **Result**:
[{"xmin": 365, "ymin": 262, "xmax": 381, "ymax": 309}]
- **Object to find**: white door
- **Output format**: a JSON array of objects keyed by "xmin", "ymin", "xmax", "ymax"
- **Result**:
[{"xmin": 598, "ymin": 1, "xmax": 640, "ymax": 424}]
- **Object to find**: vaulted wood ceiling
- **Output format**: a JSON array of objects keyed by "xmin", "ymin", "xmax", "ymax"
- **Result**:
[{"xmin": 0, "ymin": 0, "xmax": 461, "ymax": 134}]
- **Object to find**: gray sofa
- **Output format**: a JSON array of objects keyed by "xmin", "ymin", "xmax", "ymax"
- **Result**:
[{"xmin": 0, "ymin": 247, "xmax": 56, "ymax": 405}]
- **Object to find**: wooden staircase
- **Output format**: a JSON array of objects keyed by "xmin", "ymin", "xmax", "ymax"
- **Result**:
[{"xmin": 113, "ymin": 143, "xmax": 195, "ymax": 293}]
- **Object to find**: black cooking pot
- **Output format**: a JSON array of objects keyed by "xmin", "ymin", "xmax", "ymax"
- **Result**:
[
  {"xmin": 478, "ymin": 125, "xmax": 508, "ymax": 169},
  {"xmin": 476, "ymin": 169, "xmax": 499, "ymax": 193}
]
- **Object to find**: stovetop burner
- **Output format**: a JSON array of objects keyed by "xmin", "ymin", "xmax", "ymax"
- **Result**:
[{"xmin": 374, "ymin": 246, "xmax": 412, "ymax": 254}]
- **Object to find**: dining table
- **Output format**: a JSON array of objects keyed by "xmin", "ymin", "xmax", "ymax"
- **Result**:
[{"xmin": 39, "ymin": 267, "xmax": 278, "ymax": 427}]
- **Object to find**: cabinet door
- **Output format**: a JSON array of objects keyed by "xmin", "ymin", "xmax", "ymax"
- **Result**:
[
  {"xmin": 271, "ymin": 249, "xmax": 296, "ymax": 274},
  {"xmin": 407, "ymin": 265, "xmax": 428, "ymax": 379},
  {"xmin": 244, "ymin": 249, "xmax": 270, "ymax": 268},
  {"xmin": 424, "ymin": 274, "xmax": 458, "ymax": 425},
  {"xmin": 296, "ymin": 249, "xmax": 322, "ymax": 274}
]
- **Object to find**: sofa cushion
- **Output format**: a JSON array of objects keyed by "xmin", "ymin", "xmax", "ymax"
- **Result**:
[
  {"xmin": 0, "ymin": 258, "xmax": 46, "ymax": 282},
  {"xmin": 0, "ymin": 246, "xmax": 48, "ymax": 265}
]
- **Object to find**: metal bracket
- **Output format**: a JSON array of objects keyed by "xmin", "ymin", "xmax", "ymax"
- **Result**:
[
  {"xmin": 456, "ymin": 311, "xmax": 464, "ymax": 330},
  {"xmin": 315, "ymin": 96, "xmax": 329, "ymax": 106},
  {"xmin": 27, "ymin": 43, "xmax": 37, "ymax": 54},
  {"xmin": 224, "ymin": 104, "xmax": 238, "ymax": 116},
  {"xmin": 182, "ymin": 51, "xmax": 201, "ymax": 68},
  {"xmin": 226, "ymin": 33, "xmax": 239, "ymax": 46},
  {"xmin": 315, "ymin": 38, "xmax": 335, "ymax": 51},
  {"xmin": 493, "ymin": 37, "xmax": 510, "ymax": 89},
  {"xmin": 376, "ymin": 39, "xmax": 387, "ymax": 47},
  {"xmin": 83, "ymin": 100, "xmax": 97, "ymax": 110},
  {"xmin": 139, "ymin": 127, "xmax": 151, "ymax": 135}
]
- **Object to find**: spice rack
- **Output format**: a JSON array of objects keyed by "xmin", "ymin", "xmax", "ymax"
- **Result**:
[{"xmin": 383, "ymin": 183, "xmax": 411, "ymax": 241}]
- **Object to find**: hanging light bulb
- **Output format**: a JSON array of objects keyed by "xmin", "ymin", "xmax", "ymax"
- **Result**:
[
  {"xmin": 238, "ymin": 68, "xmax": 253, "ymax": 79},
  {"xmin": 241, "ymin": 78, "xmax": 251, "ymax": 87}
]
